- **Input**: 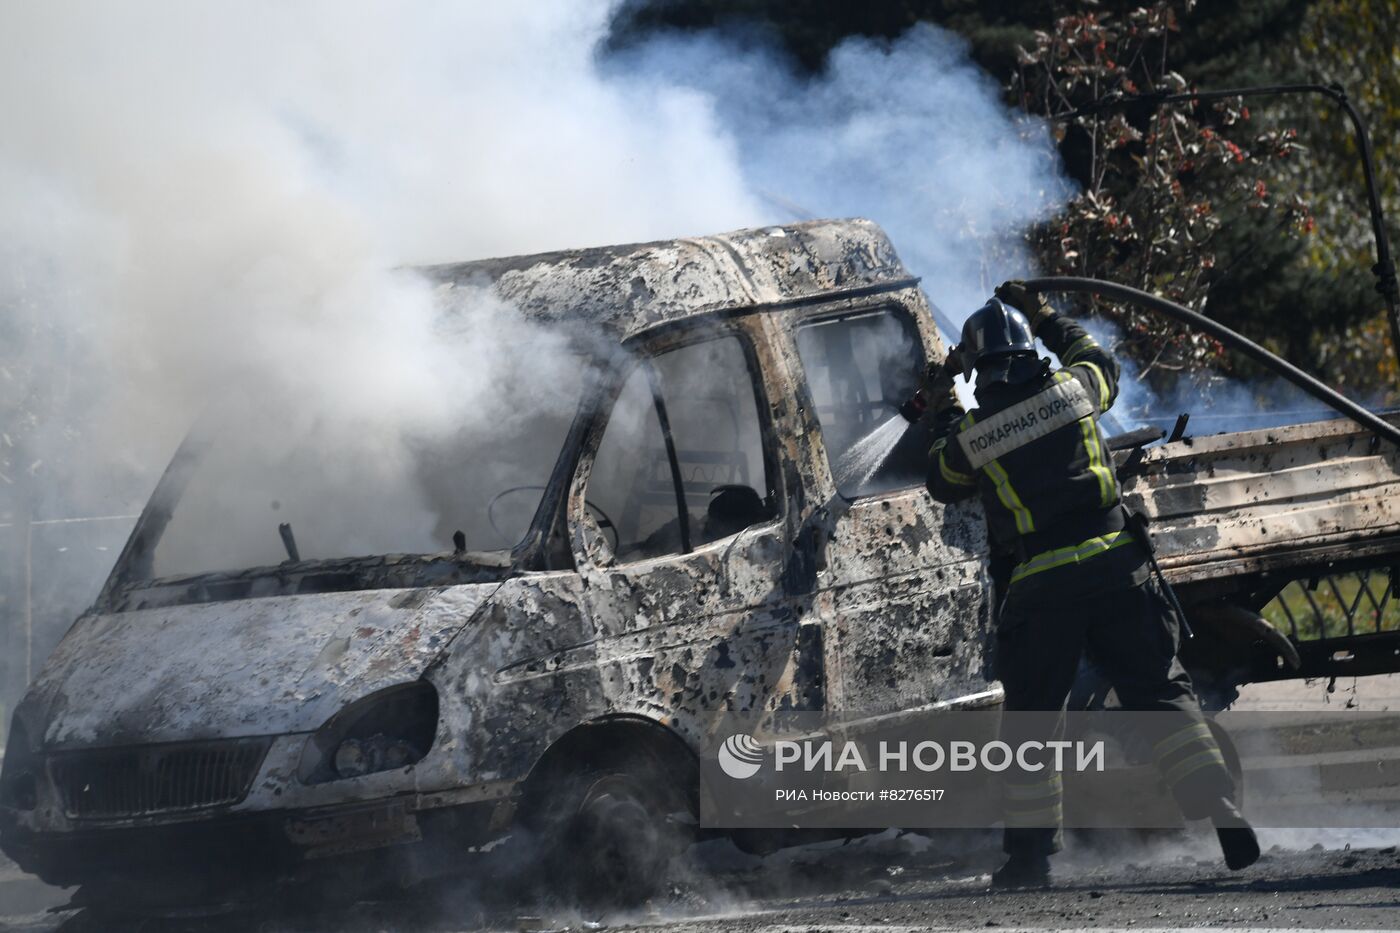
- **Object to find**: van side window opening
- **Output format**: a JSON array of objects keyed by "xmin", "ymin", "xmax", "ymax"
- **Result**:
[
  {"xmin": 795, "ymin": 309, "xmax": 929, "ymax": 496},
  {"xmin": 588, "ymin": 335, "xmax": 775, "ymax": 562}
]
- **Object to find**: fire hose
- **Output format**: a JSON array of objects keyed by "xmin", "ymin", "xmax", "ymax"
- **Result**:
[{"xmin": 1021, "ymin": 275, "xmax": 1400, "ymax": 449}]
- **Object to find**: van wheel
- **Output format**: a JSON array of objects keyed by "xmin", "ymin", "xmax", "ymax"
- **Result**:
[{"xmin": 532, "ymin": 768, "xmax": 688, "ymax": 910}]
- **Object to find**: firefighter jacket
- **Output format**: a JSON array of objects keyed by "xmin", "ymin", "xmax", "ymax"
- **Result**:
[{"xmin": 926, "ymin": 314, "xmax": 1133, "ymax": 590}]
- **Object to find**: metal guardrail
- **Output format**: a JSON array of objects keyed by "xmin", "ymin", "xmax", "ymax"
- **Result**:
[
  {"xmin": 1265, "ymin": 567, "xmax": 1397, "ymax": 641},
  {"xmin": 1244, "ymin": 568, "xmax": 1400, "ymax": 683}
]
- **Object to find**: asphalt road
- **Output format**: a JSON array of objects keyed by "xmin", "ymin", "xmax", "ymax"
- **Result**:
[
  {"xmin": 3, "ymin": 829, "xmax": 1400, "ymax": 932},
  {"xmin": 609, "ymin": 831, "xmax": 1400, "ymax": 933}
]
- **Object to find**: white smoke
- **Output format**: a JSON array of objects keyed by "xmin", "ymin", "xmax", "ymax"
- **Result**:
[
  {"xmin": 1, "ymin": 2, "xmax": 761, "ymax": 485},
  {"xmin": 608, "ymin": 23, "xmax": 1068, "ymax": 321},
  {"xmin": 0, "ymin": 3, "xmax": 1067, "ymax": 666}
]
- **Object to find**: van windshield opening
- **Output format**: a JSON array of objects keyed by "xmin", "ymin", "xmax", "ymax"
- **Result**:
[{"xmin": 148, "ymin": 360, "xmax": 592, "ymax": 580}]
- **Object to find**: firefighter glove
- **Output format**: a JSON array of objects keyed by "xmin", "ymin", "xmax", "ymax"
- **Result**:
[
  {"xmin": 924, "ymin": 356, "xmax": 960, "ymax": 413},
  {"xmin": 941, "ymin": 345, "xmax": 965, "ymax": 379},
  {"xmin": 995, "ymin": 280, "xmax": 1056, "ymax": 333}
]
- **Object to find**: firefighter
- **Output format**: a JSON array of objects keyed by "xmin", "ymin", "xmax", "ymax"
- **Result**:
[{"xmin": 923, "ymin": 281, "xmax": 1259, "ymax": 889}]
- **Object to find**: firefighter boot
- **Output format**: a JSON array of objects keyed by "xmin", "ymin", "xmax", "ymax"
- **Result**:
[
  {"xmin": 990, "ymin": 853, "xmax": 1051, "ymax": 890},
  {"xmin": 1211, "ymin": 797, "xmax": 1260, "ymax": 870}
]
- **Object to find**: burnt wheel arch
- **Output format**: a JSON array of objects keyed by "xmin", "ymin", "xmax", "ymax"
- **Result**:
[
  {"xmin": 516, "ymin": 716, "xmax": 699, "ymax": 908},
  {"xmin": 521, "ymin": 714, "xmax": 699, "ymax": 818}
]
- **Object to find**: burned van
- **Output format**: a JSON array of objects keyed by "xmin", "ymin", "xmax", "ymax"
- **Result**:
[{"xmin": 3, "ymin": 219, "xmax": 1400, "ymax": 914}]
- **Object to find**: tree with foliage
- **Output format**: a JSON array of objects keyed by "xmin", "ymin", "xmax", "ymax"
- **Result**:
[
  {"xmin": 1289, "ymin": 0, "xmax": 1400, "ymax": 395},
  {"xmin": 1013, "ymin": 4, "xmax": 1317, "ymax": 388}
]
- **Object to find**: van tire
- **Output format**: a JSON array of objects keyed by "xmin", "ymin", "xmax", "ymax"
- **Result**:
[{"xmin": 529, "ymin": 766, "xmax": 688, "ymax": 911}]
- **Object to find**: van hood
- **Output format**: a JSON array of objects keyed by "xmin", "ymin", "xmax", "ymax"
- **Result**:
[{"xmin": 19, "ymin": 585, "xmax": 498, "ymax": 749}]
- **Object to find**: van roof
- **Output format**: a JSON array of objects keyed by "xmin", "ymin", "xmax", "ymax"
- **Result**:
[{"xmin": 417, "ymin": 218, "xmax": 916, "ymax": 340}]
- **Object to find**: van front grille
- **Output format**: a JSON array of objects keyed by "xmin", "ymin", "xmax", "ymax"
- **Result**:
[{"xmin": 49, "ymin": 739, "xmax": 269, "ymax": 819}]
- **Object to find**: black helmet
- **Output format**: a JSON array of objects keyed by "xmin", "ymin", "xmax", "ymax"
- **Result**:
[{"xmin": 958, "ymin": 298, "xmax": 1037, "ymax": 380}]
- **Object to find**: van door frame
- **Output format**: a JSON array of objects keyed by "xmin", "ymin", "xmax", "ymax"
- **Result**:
[
  {"xmin": 775, "ymin": 289, "xmax": 1002, "ymax": 725},
  {"xmin": 563, "ymin": 311, "xmax": 824, "ymax": 742}
]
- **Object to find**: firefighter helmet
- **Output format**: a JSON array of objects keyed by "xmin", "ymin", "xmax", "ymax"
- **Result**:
[{"xmin": 958, "ymin": 298, "xmax": 1038, "ymax": 381}]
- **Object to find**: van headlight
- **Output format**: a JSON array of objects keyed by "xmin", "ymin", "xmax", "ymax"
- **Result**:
[{"xmin": 299, "ymin": 682, "xmax": 439, "ymax": 784}]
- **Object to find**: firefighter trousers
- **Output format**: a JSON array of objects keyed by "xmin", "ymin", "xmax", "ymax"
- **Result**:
[{"xmin": 996, "ymin": 575, "xmax": 1235, "ymax": 856}]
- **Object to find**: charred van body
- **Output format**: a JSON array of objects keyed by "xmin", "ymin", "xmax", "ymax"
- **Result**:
[{"xmin": 3, "ymin": 219, "xmax": 1400, "ymax": 914}]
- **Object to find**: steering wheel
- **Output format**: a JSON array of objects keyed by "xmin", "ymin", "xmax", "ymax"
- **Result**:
[{"xmin": 486, "ymin": 485, "xmax": 620, "ymax": 553}]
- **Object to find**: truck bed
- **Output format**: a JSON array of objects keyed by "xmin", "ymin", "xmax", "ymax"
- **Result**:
[
  {"xmin": 1126, "ymin": 415, "xmax": 1400, "ymax": 584},
  {"xmin": 1119, "ymin": 414, "xmax": 1400, "ymax": 684}
]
